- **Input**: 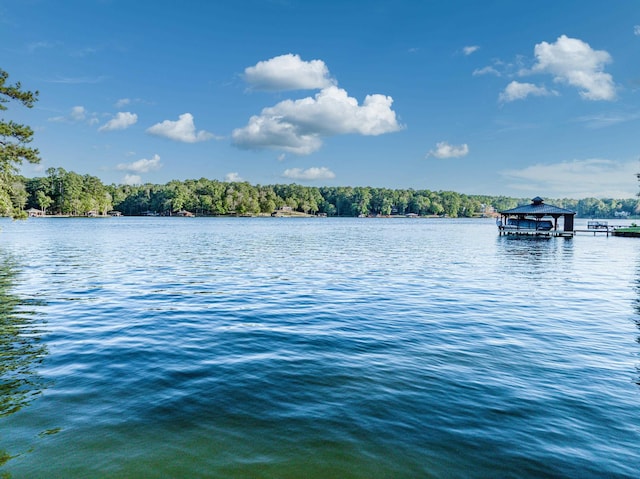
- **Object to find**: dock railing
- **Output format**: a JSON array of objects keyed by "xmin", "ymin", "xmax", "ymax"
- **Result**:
[
  {"xmin": 587, "ymin": 220, "xmax": 608, "ymax": 230},
  {"xmin": 576, "ymin": 220, "xmax": 613, "ymax": 236}
]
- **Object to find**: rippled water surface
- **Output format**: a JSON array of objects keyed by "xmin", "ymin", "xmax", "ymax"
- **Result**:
[{"xmin": 1, "ymin": 217, "xmax": 639, "ymax": 478}]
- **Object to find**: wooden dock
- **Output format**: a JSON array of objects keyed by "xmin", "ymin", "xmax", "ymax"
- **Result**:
[
  {"xmin": 498, "ymin": 227, "xmax": 574, "ymax": 238},
  {"xmin": 574, "ymin": 228, "xmax": 614, "ymax": 236},
  {"xmin": 574, "ymin": 221, "xmax": 624, "ymax": 237}
]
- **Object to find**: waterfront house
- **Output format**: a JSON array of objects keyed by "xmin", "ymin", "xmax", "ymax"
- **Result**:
[
  {"xmin": 26, "ymin": 207, "xmax": 44, "ymax": 217},
  {"xmin": 498, "ymin": 197, "xmax": 576, "ymax": 237},
  {"xmin": 175, "ymin": 210, "xmax": 194, "ymax": 217}
]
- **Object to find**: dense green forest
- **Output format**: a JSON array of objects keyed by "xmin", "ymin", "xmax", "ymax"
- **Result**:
[{"xmin": 10, "ymin": 167, "xmax": 640, "ymax": 219}]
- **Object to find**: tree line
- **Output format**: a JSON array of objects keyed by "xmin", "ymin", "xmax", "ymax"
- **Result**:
[{"xmin": 11, "ymin": 167, "xmax": 640, "ymax": 219}]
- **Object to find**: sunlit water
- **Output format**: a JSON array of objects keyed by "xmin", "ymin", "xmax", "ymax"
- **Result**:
[{"xmin": 1, "ymin": 217, "xmax": 638, "ymax": 478}]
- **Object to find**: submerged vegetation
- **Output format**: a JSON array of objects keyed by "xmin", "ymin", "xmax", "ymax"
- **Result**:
[{"xmin": 7, "ymin": 167, "xmax": 640, "ymax": 218}]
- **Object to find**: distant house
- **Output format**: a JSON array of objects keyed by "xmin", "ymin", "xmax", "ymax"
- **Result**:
[
  {"xmin": 175, "ymin": 210, "xmax": 194, "ymax": 217},
  {"xmin": 26, "ymin": 208, "xmax": 44, "ymax": 217},
  {"xmin": 108, "ymin": 210, "xmax": 122, "ymax": 217}
]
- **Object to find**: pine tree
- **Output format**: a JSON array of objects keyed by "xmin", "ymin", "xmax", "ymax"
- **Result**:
[{"xmin": 0, "ymin": 69, "xmax": 40, "ymax": 218}]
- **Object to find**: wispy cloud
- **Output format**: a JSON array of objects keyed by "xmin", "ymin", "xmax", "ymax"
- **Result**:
[
  {"xmin": 26, "ymin": 41, "xmax": 55, "ymax": 53},
  {"xmin": 473, "ymin": 65, "xmax": 501, "ymax": 77},
  {"xmin": 574, "ymin": 111, "xmax": 640, "ymax": 129},
  {"xmin": 427, "ymin": 141, "xmax": 469, "ymax": 159},
  {"xmin": 147, "ymin": 113, "xmax": 216, "ymax": 143},
  {"xmin": 70, "ymin": 46, "xmax": 99, "ymax": 57},
  {"xmin": 634, "ymin": 25, "xmax": 640, "ymax": 36},
  {"xmin": 99, "ymin": 112, "xmax": 138, "ymax": 132},
  {"xmin": 282, "ymin": 167, "xmax": 336, "ymax": 181},
  {"xmin": 48, "ymin": 105, "xmax": 98, "ymax": 125},
  {"xmin": 463, "ymin": 45, "xmax": 480, "ymax": 56},
  {"xmin": 501, "ymin": 158, "xmax": 638, "ymax": 198},
  {"xmin": 44, "ymin": 75, "xmax": 108, "ymax": 84}
]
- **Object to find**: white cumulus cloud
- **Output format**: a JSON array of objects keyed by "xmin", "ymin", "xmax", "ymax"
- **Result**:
[
  {"xmin": 225, "ymin": 172, "xmax": 243, "ymax": 182},
  {"xmin": 244, "ymin": 53, "xmax": 335, "ymax": 91},
  {"xmin": 499, "ymin": 81, "xmax": 556, "ymax": 102},
  {"xmin": 501, "ymin": 158, "xmax": 638, "ymax": 198},
  {"xmin": 71, "ymin": 106, "xmax": 87, "ymax": 121},
  {"xmin": 117, "ymin": 154, "xmax": 162, "ymax": 173},
  {"xmin": 427, "ymin": 141, "xmax": 469, "ymax": 159},
  {"xmin": 147, "ymin": 113, "xmax": 214, "ymax": 143},
  {"xmin": 528, "ymin": 35, "xmax": 615, "ymax": 101},
  {"xmin": 123, "ymin": 174, "xmax": 142, "ymax": 186},
  {"xmin": 283, "ymin": 167, "xmax": 336, "ymax": 181},
  {"xmin": 232, "ymin": 86, "xmax": 402, "ymax": 154},
  {"xmin": 48, "ymin": 105, "xmax": 99, "ymax": 124},
  {"xmin": 99, "ymin": 112, "xmax": 138, "ymax": 131}
]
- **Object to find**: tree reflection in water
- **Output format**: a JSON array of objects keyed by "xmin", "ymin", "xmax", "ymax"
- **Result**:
[
  {"xmin": 0, "ymin": 254, "xmax": 47, "ymax": 418},
  {"xmin": 635, "ymin": 270, "xmax": 640, "ymax": 387},
  {"xmin": 0, "ymin": 251, "xmax": 47, "ymax": 478},
  {"xmin": 0, "ymin": 252, "xmax": 48, "ymax": 476}
]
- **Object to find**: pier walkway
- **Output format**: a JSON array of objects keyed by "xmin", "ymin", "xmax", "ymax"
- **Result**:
[{"xmin": 573, "ymin": 221, "xmax": 624, "ymax": 237}]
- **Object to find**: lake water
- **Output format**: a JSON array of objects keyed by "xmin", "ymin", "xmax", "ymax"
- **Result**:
[{"xmin": 1, "ymin": 217, "xmax": 639, "ymax": 478}]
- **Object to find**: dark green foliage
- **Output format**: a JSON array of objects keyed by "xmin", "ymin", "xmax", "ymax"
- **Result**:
[{"xmin": 0, "ymin": 69, "xmax": 40, "ymax": 217}]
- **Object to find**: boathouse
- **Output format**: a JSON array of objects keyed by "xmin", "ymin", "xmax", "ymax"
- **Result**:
[
  {"xmin": 26, "ymin": 207, "xmax": 44, "ymax": 217},
  {"xmin": 498, "ymin": 197, "xmax": 576, "ymax": 237}
]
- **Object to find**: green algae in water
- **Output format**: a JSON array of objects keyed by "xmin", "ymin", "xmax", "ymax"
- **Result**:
[{"xmin": 37, "ymin": 428, "xmax": 62, "ymax": 438}]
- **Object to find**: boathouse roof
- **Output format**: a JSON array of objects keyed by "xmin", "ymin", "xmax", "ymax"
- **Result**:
[{"xmin": 499, "ymin": 197, "xmax": 576, "ymax": 217}]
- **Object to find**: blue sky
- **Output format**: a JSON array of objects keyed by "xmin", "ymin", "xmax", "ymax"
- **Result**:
[{"xmin": 2, "ymin": 0, "xmax": 639, "ymax": 198}]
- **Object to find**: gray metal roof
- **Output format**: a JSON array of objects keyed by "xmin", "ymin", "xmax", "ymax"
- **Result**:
[{"xmin": 499, "ymin": 196, "xmax": 576, "ymax": 216}]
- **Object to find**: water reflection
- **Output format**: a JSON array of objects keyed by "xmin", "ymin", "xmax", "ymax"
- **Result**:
[
  {"xmin": 634, "ymin": 264, "xmax": 640, "ymax": 387},
  {"xmin": 0, "ymin": 253, "xmax": 48, "ymax": 418},
  {"xmin": 495, "ymin": 235, "xmax": 574, "ymax": 278}
]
